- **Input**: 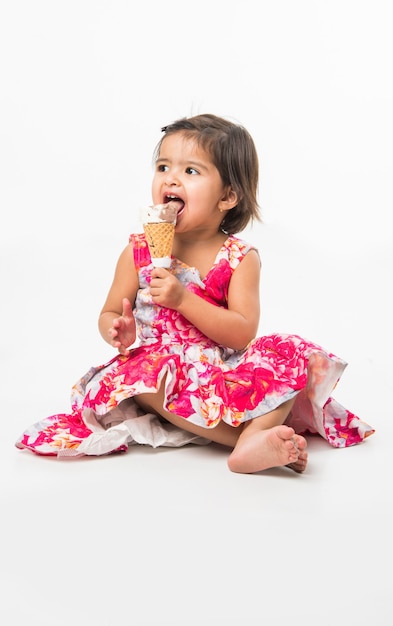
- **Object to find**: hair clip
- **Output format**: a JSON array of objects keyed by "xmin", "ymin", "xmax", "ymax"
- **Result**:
[{"xmin": 161, "ymin": 125, "xmax": 168, "ymax": 133}]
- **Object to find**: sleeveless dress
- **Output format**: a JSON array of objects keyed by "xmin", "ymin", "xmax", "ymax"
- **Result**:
[{"xmin": 15, "ymin": 234, "xmax": 374, "ymax": 457}]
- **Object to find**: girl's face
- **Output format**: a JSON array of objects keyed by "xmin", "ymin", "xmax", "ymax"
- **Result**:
[{"xmin": 151, "ymin": 132, "xmax": 236, "ymax": 234}]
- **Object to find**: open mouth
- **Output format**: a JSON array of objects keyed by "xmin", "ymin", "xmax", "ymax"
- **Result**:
[{"xmin": 164, "ymin": 195, "xmax": 185, "ymax": 217}]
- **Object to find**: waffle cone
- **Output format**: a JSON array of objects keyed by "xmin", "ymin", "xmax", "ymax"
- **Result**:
[{"xmin": 143, "ymin": 222, "xmax": 175, "ymax": 259}]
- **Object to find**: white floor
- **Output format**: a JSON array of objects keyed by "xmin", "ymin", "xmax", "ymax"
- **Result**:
[{"xmin": 1, "ymin": 229, "xmax": 391, "ymax": 626}]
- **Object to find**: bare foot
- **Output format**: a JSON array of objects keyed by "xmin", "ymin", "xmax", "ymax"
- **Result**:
[{"xmin": 228, "ymin": 425, "xmax": 306, "ymax": 474}]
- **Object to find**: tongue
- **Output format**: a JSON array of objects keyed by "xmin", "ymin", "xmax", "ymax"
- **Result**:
[{"xmin": 167, "ymin": 199, "xmax": 184, "ymax": 214}]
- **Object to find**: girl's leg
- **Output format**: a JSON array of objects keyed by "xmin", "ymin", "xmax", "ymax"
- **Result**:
[
  {"xmin": 134, "ymin": 388, "xmax": 241, "ymax": 448},
  {"xmin": 134, "ymin": 390, "xmax": 307, "ymax": 474}
]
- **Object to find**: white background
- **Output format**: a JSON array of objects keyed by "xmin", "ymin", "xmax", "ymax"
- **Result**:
[{"xmin": 1, "ymin": 1, "xmax": 392, "ymax": 625}]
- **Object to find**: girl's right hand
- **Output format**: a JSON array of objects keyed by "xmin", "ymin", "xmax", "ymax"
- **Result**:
[{"xmin": 109, "ymin": 298, "xmax": 136, "ymax": 356}]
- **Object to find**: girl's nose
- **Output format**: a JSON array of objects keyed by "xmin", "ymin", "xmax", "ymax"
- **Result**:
[{"xmin": 165, "ymin": 169, "xmax": 180, "ymax": 187}]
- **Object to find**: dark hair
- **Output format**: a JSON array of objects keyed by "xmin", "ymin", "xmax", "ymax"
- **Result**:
[{"xmin": 154, "ymin": 114, "xmax": 261, "ymax": 234}]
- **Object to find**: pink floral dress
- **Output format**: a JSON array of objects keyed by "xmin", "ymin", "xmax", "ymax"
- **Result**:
[{"xmin": 15, "ymin": 234, "xmax": 374, "ymax": 457}]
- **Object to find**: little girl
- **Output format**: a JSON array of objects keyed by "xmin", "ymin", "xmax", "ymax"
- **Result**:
[{"xmin": 16, "ymin": 113, "xmax": 374, "ymax": 472}]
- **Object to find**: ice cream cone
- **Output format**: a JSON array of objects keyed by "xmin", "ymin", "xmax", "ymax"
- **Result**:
[
  {"xmin": 143, "ymin": 221, "xmax": 175, "ymax": 264},
  {"xmin": 141, "ymin": 202, "xmax": 178, "ymax": 267}
]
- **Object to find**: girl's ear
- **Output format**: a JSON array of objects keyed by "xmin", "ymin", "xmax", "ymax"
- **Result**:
[{"xmin": 218, "ymin": 187, "xmax": 238, "ymax": 213}]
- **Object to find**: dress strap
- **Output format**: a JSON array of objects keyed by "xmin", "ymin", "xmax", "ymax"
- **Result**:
[
  {"xmin": 130, "ymin": 233, "xmax": 151, "ymax": 271},
  {"xmin": 220, "ymin": 235, "xmax": 260, "ymax": 270}
]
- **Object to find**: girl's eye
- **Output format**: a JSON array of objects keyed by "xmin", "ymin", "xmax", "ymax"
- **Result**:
[
  {"xmin": 186, "ymin": 167, "xmax": 199, "ymax": 175},
  {"xmin": 157, "ymin": 164, "xmax": 168, "ymax": 172}
]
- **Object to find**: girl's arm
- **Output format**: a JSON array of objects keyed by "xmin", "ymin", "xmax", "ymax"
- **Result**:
[
  {"xmin": 98, "ymin": 244, "xmax": 139, "ymax": 355},
  {"xmin": 150, "ymin": 249, "xmax": 261, "ymax": 350}
]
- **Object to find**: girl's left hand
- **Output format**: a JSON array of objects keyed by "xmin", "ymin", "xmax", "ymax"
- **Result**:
[{"xmin": 150, "ymin": 267, "xmax": 185, "ymax": 309}]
